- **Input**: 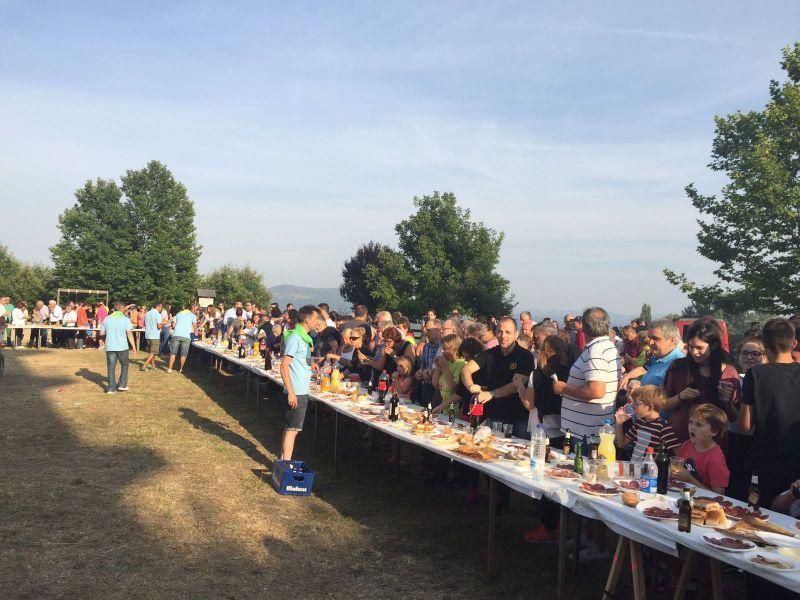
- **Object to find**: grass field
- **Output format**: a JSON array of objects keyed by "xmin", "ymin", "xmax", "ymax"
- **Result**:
[{"xmin": 0, "ymin": 346, "xmax": 651, "ymax": 599}]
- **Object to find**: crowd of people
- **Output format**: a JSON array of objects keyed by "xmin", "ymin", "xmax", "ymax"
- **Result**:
[
  {"xmin": 260, "ymin": 302, "xmax": 800, "ymax": 584},
  {"xmin": 4, "ymin": 293, "xmax": 800, "ymax": 593}
]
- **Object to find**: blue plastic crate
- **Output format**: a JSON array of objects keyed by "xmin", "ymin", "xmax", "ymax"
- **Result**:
[{"xmin": 271, "ymin": 460, "xmax": 315, "ymax": 496}]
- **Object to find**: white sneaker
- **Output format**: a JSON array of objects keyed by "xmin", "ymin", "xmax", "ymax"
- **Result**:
[
  {"xmin": 166, "ymin": 369, "xmax": 172, "ymax": 373},
  {"xmin": 568, "ymin": 542, "xmax": 609, "ymax": 562},
  {"xmin": 106, "ymin": 390, "xmax": 116, "ymax": 394},
  {"xmin": 118, "ymin": 386, "xmax": 129, "ymax": 391}
]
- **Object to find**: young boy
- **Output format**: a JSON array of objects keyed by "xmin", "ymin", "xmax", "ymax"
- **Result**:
[
  {"xmin": 614, "ymin": 385, "xmax": 680, "ymax": 461},
  {"xmin": 673, "ymin": 403, "xmax": 730, "ymax": 495}
]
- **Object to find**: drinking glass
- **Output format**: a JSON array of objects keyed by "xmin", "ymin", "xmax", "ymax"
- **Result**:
[{"xmin": 503, "ymin": 424, "xmax": 513, "ymax": 438}]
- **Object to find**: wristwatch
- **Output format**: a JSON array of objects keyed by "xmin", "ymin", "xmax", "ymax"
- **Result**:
[{"xmin": 489, "ymin": 390, "xmax": 496, "ymax": 399}]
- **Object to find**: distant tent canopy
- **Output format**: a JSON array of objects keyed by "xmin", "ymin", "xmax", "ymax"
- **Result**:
[{"xmin": 197, "ymin": 288, "xmax": 216, "ymax": 308}]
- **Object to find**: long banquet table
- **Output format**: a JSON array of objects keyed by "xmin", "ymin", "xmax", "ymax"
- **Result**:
[
  {"xmin": 192, "ymin": 341, "xmax": 800, "ymax": 598},
  {"xmin": 6, "ymin": 325, "xmax": 145, "ymax": 351}
]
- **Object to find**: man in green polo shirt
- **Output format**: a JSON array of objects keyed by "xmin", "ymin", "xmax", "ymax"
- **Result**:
[{"xmin": 101, "ymin": 301, "xmax": 138, "ymax": 394}]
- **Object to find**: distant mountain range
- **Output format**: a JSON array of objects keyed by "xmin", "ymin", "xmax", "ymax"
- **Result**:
[
  {"xmin": 268, "ymin": 285, "xmax": 638, "ymax": 326},
  {"xmin": 269, "ymin": 284, "xmax": 350, "ymax": 313}
]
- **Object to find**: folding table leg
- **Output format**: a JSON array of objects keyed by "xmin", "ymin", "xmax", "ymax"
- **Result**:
[
  {"xmin": 313, "ymin": 401, "xmax": 319, "ymax": 456},
  {"xmin": 708, "ymin": 558, "xmax": 723, "ymax": 600},
  {"xmin": 557, "ymin": 506, "xmax": 569, "ymax": 600},
  {"xmin": 333, "ymin": 411, "xmax": 339, "ymax": 478},
  {"xmin": 603, "ymin": 535, "xmax": 629, "ymax": 599},
  {"xmin": 672, "ymin": 548, "xmax": 695, "ymax": 600},
  {"xmin": 629, "ymin": 540, "xmax": 647, "ymax": 600},
  {"xmin": 487, "ymin": 477, "xmax": 497, "ymax": 579}
]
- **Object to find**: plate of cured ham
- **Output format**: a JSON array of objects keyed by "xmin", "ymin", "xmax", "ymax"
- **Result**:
[
  {"xmin": 545, "ymin": 468, "xmax": 581, "ymax": 480},
  {"xmin": 579, "ymin": 482, "xmax": 619, "ymax": 497},
  {"xmin": 702, "ymin": 535, "xmax": 755, "ymax": 553},
  {"xmin": 637, "ymin": 498, "xmax": 679, "ymax": 520}
]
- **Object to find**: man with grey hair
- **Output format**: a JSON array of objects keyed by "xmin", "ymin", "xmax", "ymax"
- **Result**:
[
  {"xmin": 621, "ymin": 319, "xmax": 683, "ymax": 389},
  {"xmin": 520, "ymin": 310, "xmax": 535, "ymax": 337},
  {"xmin": 553, "ymin": 307, "xmax": 621, "ymax": 439}
]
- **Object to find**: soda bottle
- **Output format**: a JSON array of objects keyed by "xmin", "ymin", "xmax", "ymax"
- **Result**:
[
  {"xmin": 377, "ymin": 370, "xmax": 389, "ymax": 403},
  {"xmin": 598, "ymin": 419, "xmax": 616, "ymax": 462},
  {"xmin": 641, "ymin": 448, "xmax": 658, "ymax": 494}
]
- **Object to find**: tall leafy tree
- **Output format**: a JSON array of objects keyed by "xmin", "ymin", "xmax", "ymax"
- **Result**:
[
  {"xmin": 50, "ymin": 178, "xmax": 138, "ymax": 299},
  {"xmin": 665, "ymin": 43, "xmax": 800, "ymax": 314},
  {"xmin": 51, "ymin": 161, "xmax": 201, "ymax": 306},
  {"xmin": 0, "ymin": 244, "xmax": 55, "ymax": 306},
  {"xmin": 122, "ymin": 161, "xmax": 201, "ymax": 305},
  {"xmin": 339, "ymin": 241, "xmax": 389, "ymax": 313},
  {"xmin": 395, "ymin": 191, "xmax": 514, "ymax": 317},
  {"xmin": 639, "ymin": 303, "xmax": 652, "ymax": 324},
  {"xmin": 199, "ymin": 265, "xmax": 271, "ymax": 307}
]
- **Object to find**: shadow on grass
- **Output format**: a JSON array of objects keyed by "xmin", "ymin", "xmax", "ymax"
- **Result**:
[
  {"xmin": 179, "ymin": 406, "xmax": 272, "ymax": 468},
  {"xmin": 75, "ymin": 366, "xmax": 107, "ymax": 391}
]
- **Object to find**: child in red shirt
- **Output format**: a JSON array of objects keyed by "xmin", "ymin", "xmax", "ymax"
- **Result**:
[{"xmin": 672, "ymin": 403, "xmax": 730, "ymax": 494}]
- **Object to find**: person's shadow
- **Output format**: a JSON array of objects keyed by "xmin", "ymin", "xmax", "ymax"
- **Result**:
[
  {"xmin": 75, "ymin": 367, "xmax": 107, "ymax": 390},
  {"xmin": 178, "ymin": 407, "xmax": 273, "ymax": 468}
]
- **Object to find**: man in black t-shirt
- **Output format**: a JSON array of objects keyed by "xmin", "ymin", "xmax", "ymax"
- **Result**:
[
  {"xmin": 463, "ymin": 317, "xmax": 533, "ymax": 437},
  {"xmin": 739, "ymin": 318, "xmax": 800, "ymax": 508}
]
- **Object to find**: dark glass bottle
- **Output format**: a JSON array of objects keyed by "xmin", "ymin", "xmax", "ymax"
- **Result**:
[
  {"xmin": 389, "ymin": 386, "xmax": 399, "ymax": 422},
  {"xmin": 747, "ymin": 474, "xmax": 760, "ymax": 510},
  {"xmin": 655, "ymin": 443, "xmax": 670, "ymax": 495},
  {"xmin": 678, "ymin": 488, "xmax": 693, "ymax": 533},
  {"xmin": 563, "ymin": 429, "xmax": 572, "ymax": 455}
]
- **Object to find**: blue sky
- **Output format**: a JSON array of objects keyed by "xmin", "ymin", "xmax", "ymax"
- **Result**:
[{"xmin": 1, "ymin": 1, "xmax": 797, "ymax": 315}]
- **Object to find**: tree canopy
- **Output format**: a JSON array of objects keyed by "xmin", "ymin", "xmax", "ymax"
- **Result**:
[
  {"xmin": 200, "ymin": 265, "xmax": 271, "ymax": 307},
  {"xmin": 0, "ymin": 244, "xmax": 54, "ymax": 306},
  {"xmin": 340, "ymin": 192, "xmax": 514, "ymax": 317},
  {"xmin": 51, "ymin": 161, "xmax": 201, "ymax": 306},
  {"xmin": 665, "ymin": 43, "xmax": 800, "ymax": 314}
]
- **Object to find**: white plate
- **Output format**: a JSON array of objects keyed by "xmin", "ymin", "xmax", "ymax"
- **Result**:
[
  {"xmin": 749, "ymin": 554, "xmax": 800, "ymax": 572},
  {"xmin": 702, "ymin": 535, "xmax": 756, "ymax": 553},
  {"xmin": 579, "ymin": 483, "xmax": 619, "ymax": 497},
  {"xmin": 756, "ymin": 531, "xmax": 800, "ymax": 548},
  {"xmin": 637, "ymin": 497, "xmax": 679, "ymax": 520},
  {"xmin": 613, "ymin": 478, "xmax": 642, "ymax": 491}
]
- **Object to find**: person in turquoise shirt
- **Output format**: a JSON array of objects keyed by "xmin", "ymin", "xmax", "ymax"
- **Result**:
[
  {"xmin": 101, "ymin": 301, "xmax": 137, "ymax": 393},
  {"xmin": 167, "ymin": 304, "xmax": 197, "ymax": 373},
  {"xmin": 621, "ymin": 319, "xmax": 684, "ymax": 390},
  {"xmin": 141, "ymin": 302, "xmax": 164, "ymax": 372},
  {"xmin": 280, "ymin": 304, "xmax": 320, "ymax": 461}
]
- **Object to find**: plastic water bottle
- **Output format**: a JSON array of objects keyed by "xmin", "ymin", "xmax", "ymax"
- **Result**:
[
  {"xmin": 530, "ymin": 425, "xmax": 547, "ymax": 476},
  {"xmin": 641, "ymin": 447, "xmax": 658, "ymax": 494}
]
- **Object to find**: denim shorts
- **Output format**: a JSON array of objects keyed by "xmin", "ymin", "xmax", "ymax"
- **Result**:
[
  {"xmin": 285, "ymin": 394, "xmax": 309, "ymax": 431},
  {"xmin": 169, "ymin": 336, "xmax": 191, "ymax": 357}
]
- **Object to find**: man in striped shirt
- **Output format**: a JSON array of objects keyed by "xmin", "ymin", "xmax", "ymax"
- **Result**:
[{"xmin": 553, "ymin": 307, "xmax": 621, "ymax": 440}]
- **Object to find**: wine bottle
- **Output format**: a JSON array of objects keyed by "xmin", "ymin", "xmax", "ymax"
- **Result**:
[
  {"xmin": 389, "ymin": 386, "xmax": 399, "ymax": 422},
  {"xmin": 563, "ymin": 429, "xmax": 572, "ymax": 455},
  {"xmin": 655, "ymin": 443, "xmax": 670, "ymax": 495},
  {"xmin": 747, "ymin": 474, "xmax": 760, "ymax": 510},
  {"xmin": 678, "ymin": 488, "xmax": 693, "ymax": 533}
]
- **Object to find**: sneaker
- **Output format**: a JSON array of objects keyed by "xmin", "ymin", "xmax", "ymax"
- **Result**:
[
  {"xmin": 568, "ymin": 542, "xmax": 609, "ymax": 562},
  {"xmin": 523, "ymin": 525, "xmax": 559, "ymax": 543},
  {"xmin": 106, "ymin": 390, "xmax": 116, "ymax": 394},
  {"xmin": 166, "ymin": 369, "xmax": 172, "ymax": 373},
  {"xmin": 140, "ymin": 365, "xmax": 150, "ymax": 372},
  {"xmin": 117, "ymin": 386, "xmax": 129, "ymax": 391}
]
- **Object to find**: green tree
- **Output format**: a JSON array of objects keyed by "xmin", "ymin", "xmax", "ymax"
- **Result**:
[
  {"xmin": 394, "ymin": 191, "xmax": 514, "ymax": 317},
  {"xmin": 0, "ymin": 244, "xmax": 55, "ymax": 306},
  {"xmin": 363, "ymin": 246, "xmax": 416, "ymax": 315},
  {"xmin": 339, "ymin": 241, "xmax": 390, "ymax": 313},
  {"xmin": 50, "ymin": 178, "xmax": 136, "ymax": 298},
  {"xmin": 122, "ymin": 161, "xmax": 201, "ymax": 306},
  {"xmin": 639, "ymin": 303, "xmax": 652, "ymax": 324},
  {"xmin": 199, "ymin": 265, "xmax": 271, "ymax": 307},
  {"xmin": 665, "ymin": 43, "xmax": 800, "ymax": 314},
  {"xmin": 51, "ymin": 161, "xmax": 201, "ymax": 306}
]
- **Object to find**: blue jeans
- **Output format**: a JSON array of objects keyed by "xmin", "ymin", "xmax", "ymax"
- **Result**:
[{"xmin": 106, "ymin": 350, "xmax": 130, "ymax": 391}]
